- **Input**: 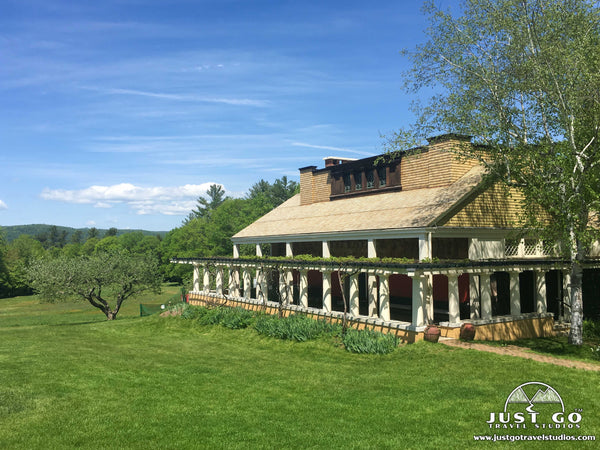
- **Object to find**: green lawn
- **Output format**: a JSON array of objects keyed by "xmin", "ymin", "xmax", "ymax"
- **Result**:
[{"xmin": 1, "ymin": 292, "xmax": 598, "ymax": 449}]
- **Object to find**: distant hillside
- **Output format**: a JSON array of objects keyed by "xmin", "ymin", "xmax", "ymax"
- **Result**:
[{"xmin": 1, "ymin": 224, "xmax": 168, "ymax": 243}]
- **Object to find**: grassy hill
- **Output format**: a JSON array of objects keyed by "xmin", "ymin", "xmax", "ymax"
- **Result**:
[{"xmin": 1, "ymin": 224, "xmax": 167, "ymax": 242}]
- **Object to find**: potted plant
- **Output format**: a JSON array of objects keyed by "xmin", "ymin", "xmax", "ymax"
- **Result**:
[
  {"xmin": 460, "ymin": 323, "xmax": 476, "ymax": 341},
  {"xmin": 424, "ymin": 324, "xmax": 441, "ymax": 343}
]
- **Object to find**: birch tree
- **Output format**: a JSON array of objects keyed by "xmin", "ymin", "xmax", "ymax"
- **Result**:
[{"xmin": 401, "ymin": 0, "xmax": 600, "ymax": 344}]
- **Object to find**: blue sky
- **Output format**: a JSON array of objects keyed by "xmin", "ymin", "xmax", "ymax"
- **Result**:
[{"xmin": 1, "ymin": 0, "xmax": 459, "ymax": 231}]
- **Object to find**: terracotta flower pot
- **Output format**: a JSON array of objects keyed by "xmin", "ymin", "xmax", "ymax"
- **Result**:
[
  {"xmin": 424, "ymin": 325, "xmax": 441, "ymax": 343},
  {"xmin": 460, "ymin": 323, "xmax": 476, "ymax": 341}
]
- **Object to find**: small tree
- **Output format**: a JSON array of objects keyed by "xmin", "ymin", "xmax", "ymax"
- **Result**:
[{"xmin": 28, "ymin": 251, "xmax": 161, "ymax": 320}]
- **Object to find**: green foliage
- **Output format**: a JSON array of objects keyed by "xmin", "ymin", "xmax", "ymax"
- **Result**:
[
  {"xmin": 400, "ymin": 0, "xmax": 600, "ymax": 345},
  {"xmin": 195, "ymin": 306, "xmax": 255, "ymax": 329},
  {"xmin": 27, "ymin": 251, "xmax": 162, "ymax": 320},
  {"xmin": 254, "ymin": 314, "xmax": 340, "ymax": 341},
  {"xmin": 583, "ymin": 320, "xmax": 600, "ymax": 341},
  {"xmin": 342, "ymin": 328, "xmax": 399, "ymax": 354}
]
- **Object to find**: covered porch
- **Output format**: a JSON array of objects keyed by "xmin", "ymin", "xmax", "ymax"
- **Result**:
[{"xmin": 172, "ymin": 257, "xmax": 578, "ymax": 342}]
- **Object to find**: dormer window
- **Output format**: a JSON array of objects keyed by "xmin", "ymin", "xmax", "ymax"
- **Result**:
[
  {"xmin": 366, "ymin": 170, "xmax": 375, "ymax": 188},
  {"xmin": 344, "ymin": 174, "xmax": 351, "ymax": 192},
  {"xmin": 354, "ymin": 172, "xmax": 362, "ymax": 190},
  {"xmin": 378, "ymin": 167, "xmax": 387, "ymax": 187}
]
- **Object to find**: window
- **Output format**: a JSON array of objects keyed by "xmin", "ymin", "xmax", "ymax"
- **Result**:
[
  {"xmin": 354, "ymin": 172, "xmax": 362, "ymax": 190},
  {"xmin": 378, "ymin": 167, "xmax": 386, "ymax": 187},
  {"xmin": 366, "ymin": 170, "xmax": 374, "ymax": 188},
  {"xmin": 344, "ymin": 174, "xmax": 351, "ymax": 192}
]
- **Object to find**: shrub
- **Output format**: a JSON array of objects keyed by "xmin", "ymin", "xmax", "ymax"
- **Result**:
[
  {"xmin": 583, "ymin": 320, "xmax": 600, "ymax": 341},
  {"xmin": 342, "ymin": 328, "xmax": 398, "ymax": 355},
  {"xmin": 180, "ymin": 304, "xmax": 209, "ymax": 320},
  {"xmin": 254, "ymin": 314, "xmax": 339, "ymax": 341},
  {"xmin": 591, "ymin": 345, "xmax": 600, "ymax": 361},
  {"xmin": 193, "ymin": 306, "xmax": 255, "ymax": 329}
]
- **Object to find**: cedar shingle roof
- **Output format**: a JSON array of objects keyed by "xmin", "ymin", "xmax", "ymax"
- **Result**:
[{"xmin": 233, "ymin": 165, "xmax": 486, "ymax": 241}]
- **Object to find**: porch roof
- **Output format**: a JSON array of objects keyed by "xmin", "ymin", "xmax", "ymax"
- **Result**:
[{"xmin": 233, "ymin": 165, "xmax": 487, "ymax": 243}]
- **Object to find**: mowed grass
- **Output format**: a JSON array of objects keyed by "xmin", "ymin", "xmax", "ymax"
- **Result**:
[{"xmin": 1, "ymin": 293, "xmax": 599, "ymax": 449}]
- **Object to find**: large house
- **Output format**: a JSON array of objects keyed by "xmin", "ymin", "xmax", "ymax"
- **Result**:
[{"xmin": 175, "ymin": 134, "xmax": 600, "ymax": 342}]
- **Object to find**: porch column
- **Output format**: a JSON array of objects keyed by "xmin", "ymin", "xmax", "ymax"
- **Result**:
[
  {"xmin": 322, "ymin": 270, "xmax": 332, "ymax": 313},
  {"xmin": 349, "ymin": 273, "xmax": 360, "ymax": 317},
  {"xmin": 418, "ymin": 233, "xmax": 432, "ymax": 260},
  {"xmin": 411, "ymin": 274, "xmax": 426, "ymax": 327},
  {"xmin": 536, "ymin": 271, "xmax": 547, "ymax": 314},
  {"xmin": 367, "ymin": 239, "xmax": 376, "ymax": 258},
  {"xmin": 192, "ymin": 264, "xmax": 200, "ymax": 292},
  {"xmin": 470, "ymin": 274, "xmax": 481, "ymax": 319},
  {"xmin": 378, "ymin": 273, "xmax": 390, "ymax": 321},
  {"xmin": 233, "ymin": 244, "xmax": 240, "ymax": 259},
  {"xmin": 285, "ymin": 242, "xmax": 293, "ymax": 257},
  {"xmin": 368, "ymin": 272, "xmax": 378, "ymax": 317},
  {"xmin": 480, "ymin": 272, "xmax": 492, "ymax": 320},
  {"xmin": 562, "ymin": 271, "xmax": 571, "ymax": 321},
  {"xmin": 448, "ymin": 274, "xmax": 460, "ymax": 324},
  {"xmin": 299, "ymin": 270, "xmax": 308, "ymax": 308},
  {"xmin": 255, "ymin": 244, "xmax": 263, "ymax": 257},
  {"xmin": 242, "ymin": 268, "xmax": 251, "ymax": 299},
  {"xmin": 257, "ymin": 268, "xmax": 268, "ymax": 303},
  {"xmin": 279, "ymin": 269, "xmax": 291, "ymax": 305},
  {"xmin": 322, "ymin": 241, "xmax": 331, "ymax": 258},
  {"xmin": 229, "ymin": 267, "xmax": 240, "ymax": 297},
  {"xmin": 215, "ymin": 266, "xmax": 223, "ymax": 295},
  {"xmin": 510, "ymin": 271, "xmax": 521, "ymax": 316},
  {"xmin": 203, "ymin": 266, "xmax": 210, "ymax": 293}
]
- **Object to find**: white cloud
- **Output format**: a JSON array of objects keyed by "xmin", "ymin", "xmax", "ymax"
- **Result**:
[
  {"xmin": 291, "ymin": 142, "xmax": 374, "ymax": 156},
  {"xmin": 0, "ymin": 199, "xmax": 7, "ymax": 210},
  {"xmin": 41, "ymin": 182, "xmax": 220, "ymax": 216},
  {"xmin": 84, "ymin": 86, "xmax": 269, "ymax": 107}
]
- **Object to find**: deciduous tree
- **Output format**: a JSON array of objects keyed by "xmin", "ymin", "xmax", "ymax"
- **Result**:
[
  {"xmin": 400, "ymin": 0, "xmax": 600, "ymax": 344},
  {"xmin": 28, "ymin": 251, "xmax": 161, "ymax": 320}
]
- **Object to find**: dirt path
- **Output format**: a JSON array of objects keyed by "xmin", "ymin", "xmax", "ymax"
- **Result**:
[{"xmin": 440, "ymin": 338, "xmax": 600, "ymax": 372}]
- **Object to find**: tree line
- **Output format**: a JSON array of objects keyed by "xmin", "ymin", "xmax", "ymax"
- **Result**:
[{"xmin": 0, "ymin": 176, "xmax": 298, "ymax": 300}]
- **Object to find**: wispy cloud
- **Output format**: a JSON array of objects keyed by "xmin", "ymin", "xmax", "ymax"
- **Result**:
[
  {"xmin": 0, "ymin": 199, "xmax": 7, "ymax": 210},
  {"xmin": 291, "ymin": 142, "xmax": 374, "ymax": 156},
  {"xmin": 83, "ymin": 86, "xmax": 269, "ymax": 107},
  {"xmin": 40, "ymin": 182, "xmax": 221, "ymax": 216}
]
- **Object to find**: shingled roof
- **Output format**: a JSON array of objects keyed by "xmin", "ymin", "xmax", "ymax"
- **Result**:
[{"xmin": 233, "ymin": 165, "xmax": 487, "ymax": 242}]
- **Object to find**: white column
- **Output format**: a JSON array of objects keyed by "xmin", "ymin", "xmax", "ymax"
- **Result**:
[
  {"xmin": 448, "ymin": 274, "xmax": 460, "ymax": 324},
  {"xmin": 562, "ymin": 271, "xmax": 571, "ymax": 321},
  {"xmin": 536, "ymin": 271, "xmax": 547, "ymax": 314},
  {"xmin": 233, "ymin": 244, "xmax": 240, "ymax": 259},
  {"xmin": 242, "ymin": 268, "xmax": 251, "ymax": 299},
  {"xmin": 322, "ymin": 241, "xmax": 331, "ymax": 258},
  {"xmin": 367, "ymin": 239, "xmax": 376, "ymax": 258},
  {"xmin": 480, "ymin": 273, "xmax": 492, "ymax": 320},
  {"xmin": 256, "ymin": 244, "xmax": 263, "ymax": 257},
  {"xmin": 322, "ymin": 270, "xmax": 332, "ymax": 313},
  {"xmin": 192, "ymin": 264, "xmax": 200, "ymax": 292},
  {"xmin": 510, "ymin": 271, "xmax": 521, "ymax": 316},
  {"xmin": 349, "ymin": 273, "xmax": 360, "ymax": 317},
  {"xmin": 379, "ymin": 274, "xmax": 390, "ymax": 321},
  {"xmin": 368, "ymin": 273, "xmax": 378, "ymax": 317},
  {"xmin": 418, "ymin": 234, "xmax": 432, "ymax": 261},
  {"xmin": 203, "ymin": 266, "xmax": 210, "ymax": 293},
  {"xmin": 299, "ymin": 270, "xmax": 308, "ymax": 308},
  {"xmin": 470, "ymin": 274, "xmax": 481, "ymax": 319},
  {"xmin": 425, "ymin": 274, "xmax": 433, "ymax": 324},
  {"xmin": 257, "ymin": 268, "xmax": 267, "ymax": 303},
  {"xmin": 215, "ymin": 267, "xmax": 223, "ymax": 295},
  {"xmin": 279, "ymin": 270, "xmax": 289, "ymax": 304},
  {"xmin": 411, "ymin": 274, "xmax": 426, "ymax": 327},
  {"xmin": 285, "ymin": 242, "xmax": 293, "ymax": 257},
  {"xmin": 230, "ymin": 268, "xmax": 240, "ymax": 297}
]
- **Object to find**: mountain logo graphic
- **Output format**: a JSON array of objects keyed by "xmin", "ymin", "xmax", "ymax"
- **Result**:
[{"xmin": 504, "ymin": 382, "xmax": 564, "ymax": 413}]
